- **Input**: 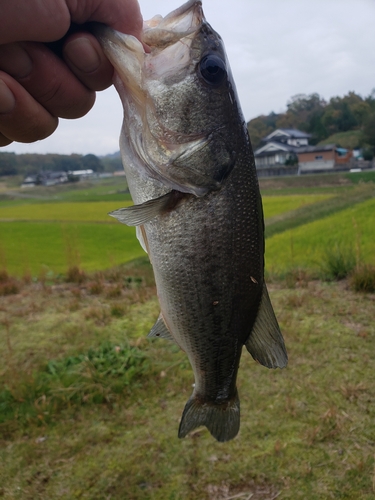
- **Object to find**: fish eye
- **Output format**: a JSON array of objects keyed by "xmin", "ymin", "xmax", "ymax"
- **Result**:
[{"xmin": 198, "ymin": 54, "xmax": 227, "ymax": 86}]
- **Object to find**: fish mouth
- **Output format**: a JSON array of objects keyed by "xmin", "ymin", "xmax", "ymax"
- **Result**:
[
  {"xmin": 94, "ymin": 1, "xmax": 217, "ymax": 196},
  {"xmin": 94, "ymin": 0, "xmax": 204, "ymax": 86},
  {"xmin": 143, "ymin": 0, "xmax": 204, "ymax": 48}
]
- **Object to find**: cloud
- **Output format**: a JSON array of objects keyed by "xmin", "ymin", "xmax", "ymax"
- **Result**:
[{"xmin": 2, "ymin": 0, "xmax": 375, "ymax": 156}]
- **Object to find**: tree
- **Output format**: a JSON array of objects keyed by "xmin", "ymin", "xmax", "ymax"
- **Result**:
[
  {"xmin": 0, "ymin": 153, "xmax": 17, "ymax": 176},
  {"xmin": 81, "ymin": 154, "xmax": 104, "ymax": 172},
  {"xmin": 363, "ymin": 112, "xmax": 375, "ymax": 149},
  {"xmin": 247, "ymin": 115, "xmax": 277, "ymax": 150}
]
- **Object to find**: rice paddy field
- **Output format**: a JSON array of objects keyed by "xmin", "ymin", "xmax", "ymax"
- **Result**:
[
  {"xmin": 1, "ymin": 173, "xmax": 374, "ymax": 278},
  {"xmin": 0, "ymin": 171, "xmax": 375, "ymax": 499}
]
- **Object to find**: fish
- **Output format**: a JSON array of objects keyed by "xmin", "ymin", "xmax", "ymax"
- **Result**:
[{"xmin": 94, "ymin": 0, "xmax": 288, "ymax": 442}]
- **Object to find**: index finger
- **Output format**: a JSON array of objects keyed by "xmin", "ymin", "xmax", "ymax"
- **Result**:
[{"xmin": 0, "ymin": 0, "xmax": 143, "ymax": 44}]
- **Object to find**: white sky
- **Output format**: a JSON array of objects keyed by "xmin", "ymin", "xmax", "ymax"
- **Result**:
[{"xmin": 3, "ymin": 0, "xmax": 375, "ymax": 156}]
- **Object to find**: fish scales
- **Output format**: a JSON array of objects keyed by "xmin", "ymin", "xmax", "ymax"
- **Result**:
[{"xmin": 95, "ymin": 0, "xmax": 287, "ymax": 442}]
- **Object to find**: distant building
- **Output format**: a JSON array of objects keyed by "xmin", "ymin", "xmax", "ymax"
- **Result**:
[
  {"xmin": 254, "ymin": 128, "xmax": 356, "ymax": 176},
  {"xmin": 254, "ymin": 129, "xmax": 310, "ymax": 176},
  {"xmin": 21, "ymin": 171, "xmax": 68, "ymax": 187},
  {"xmin": 297, "ymin": 145, "xmax": 352, "ymax": 173},
  {"xmin": 68, "ymin": 169, "xmax": 95, "ymax": 178},
  {"xmin": 21, "ymin": 169, "xmax": 99, "ymax": 188}
]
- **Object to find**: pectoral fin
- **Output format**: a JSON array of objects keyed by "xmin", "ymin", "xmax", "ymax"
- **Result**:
[
  {"xmin": 148, "ymin": 314, "xmax": 175, "ymax": 342},
  {"xmin": 109, "ymin": 191, "xmax": 175, "ymax": 226},
  {"xmin": 245, "ymin": 284, "xmax": 288, "ymax": 369}
]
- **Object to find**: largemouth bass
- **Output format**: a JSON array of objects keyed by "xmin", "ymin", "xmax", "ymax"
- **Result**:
[{"xmin": 95, "ymin": 0, "xmax": 287, "ymax": 442}]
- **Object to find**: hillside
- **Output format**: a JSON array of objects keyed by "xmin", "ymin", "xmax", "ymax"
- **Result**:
[{"xmin": 247, "ymin": 90, "xmax": 375, "ymax": 160}]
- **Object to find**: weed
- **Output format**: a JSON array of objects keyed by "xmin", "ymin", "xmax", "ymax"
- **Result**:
[
  {"xmin": 70, "ymin": 287, "xmax": 82, "ymax": 299},
  {"xmin": 84, "ymin": 304, "xmax": 111, "ymax": 325},
  {"xmin": 0, "ymin": 269, "xmax": 9, "ymax": 283},
  {"xmin": 284, "ymin": 267, "xmax": 311, "ymax": 289},
  {"xmin": 306, "ymin": 407, "xmax": 344, "ymax": 445},
  {"xmin": 111, "ymin": 304, "xmax": 126, "ymax": 317},
  {"xmin": 0, "ymin": 277, "xmax": 20, "ymax": 296},
  {"xmin": 349, "ymin": 264, "xmax": 375, "ymax": 293},
  {"xmin": 106, "ymin": 285, "xmax": 122, "ymax": 298},
  {"xmin": 88, "ymin": 280, "xmax": 104, "ymax": 295},
  {"xmin": 0, "ymin": 270, "xmax": 20, "ymax": 295},
  {"xmin": 66, "ymin": 265, "xmax": 86, "ymax": 284},
  {"xmin": 125, "ymin": 276, "xmax": 143, "ymax": 288},
  {"xmin": 319, "ymin": 242, "xmax": 356, "ymax": 280},
  {"xmin": 283, "ymin": 290, "xmax": 308, "ymax": 308},
  {"xmin": 0, "ymin": 342, "xmax": 147, "ymax": 428}
]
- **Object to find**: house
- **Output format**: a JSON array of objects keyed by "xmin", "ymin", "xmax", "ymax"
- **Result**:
[
  {"xmin": 68, "ymin": 169, "xmax": 95, "ymax": 178},
  {"xmin": 21, "ymin": 171, "xmax": 68, "ymax": 187},
  {"xmin": 254, "ymin": 128, "xmax": 356, "ymax": 175},
  {"xmin": 297, "ymin": 145, "xmax": 353, "ymax": 173},
  {"xmin": 254, "ymin": 129, "xmax": 311, "ymax": 176}
]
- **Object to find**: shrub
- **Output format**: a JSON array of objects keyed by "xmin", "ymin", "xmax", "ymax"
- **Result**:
[
  {"xmin": 66, "ymin": 265, "xmax": 86, "ymax": 284},
  {"xmin": 0, "ymin": 270, "xmax": 20, "ymax": 296},
  {"xmin": 319, "ymin": 243, "xmax": 356, "ymax": 281},
  {"xmin": 349, "ymin": 264, "xmax": 375, "ymax": 293},
  {"xmin": 0, "ymin": 342, "xmax": 148, "ymax": 426}
]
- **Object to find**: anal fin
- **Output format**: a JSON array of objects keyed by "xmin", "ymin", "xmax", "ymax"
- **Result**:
[
  {"xmin": 148, "ymin": 314, "xmax": 175, "ymax": 342},
  {"xmin": 245, "ymin": 283, "xmax": 288, "ymax": 369}
]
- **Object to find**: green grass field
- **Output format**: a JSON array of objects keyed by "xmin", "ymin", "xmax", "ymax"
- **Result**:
[
  {"xmin": 266, "ymin": 197, "xmax": 375, "ymax": 274},
  {"xmin": 0, "ymin": 259, "xmax": 374, "ymax": 499},
  {"xmin": 1, "ymin": 172, "xmax": 375, "ymax": 499},
  {"xmin": 0, "ymin": 180, "xmax": 345, "ymax": 278},
  {"xmin": 0, "ymin": 179, "xmax": 141, "ymax": 276}
]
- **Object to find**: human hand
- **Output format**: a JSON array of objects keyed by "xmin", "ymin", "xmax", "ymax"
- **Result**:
[{"xmin": 0, "ymin": 0, "xmax": 143, "ymax": 147}]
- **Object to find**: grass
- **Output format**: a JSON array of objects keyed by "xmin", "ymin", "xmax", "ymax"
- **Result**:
[
  {"xmin": 0, "ymin": 221, "xmax": 144, "ymax": 276},
  {"xmin": 349, "ymin": 264, "xmax": 375, "ymax": 293},
  {"xmin": 0, "ymin": 176, "xmax": 131, "ymax": 205},
  {"xmin": 0, "ymin": 201, "xmax": 132, "ymax": 222},
  {"xmin": 1, "ymin": 171, "xmax": 375, "ymax": 498},
  {"xmin": 0, "ymin": 259, "xmax": 374, "ymax": 499},
  {"xmin": 318, "ymin": 130, "xmax": 363, "ymax": 149},
  {"xmin": 264, "ymin": 183, "xmax": 375, "ymax": 238},
  {"xmin": 265, "ymin": 197, "xmax": 375, "ymax": 275},
  {"xmin": 0, "ymin": 172, "xmax": 374, "ymax": 278},
  {"xmin": 262, "ymin": 193, "xmax": 333, "ymax": 219}
]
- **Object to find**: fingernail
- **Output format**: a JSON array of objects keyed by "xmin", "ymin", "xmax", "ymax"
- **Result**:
[
  {"xmin": 0, "ymin": 44, "xmax": 33, "ymax": 79},
  {"xmin": 0, "ymin": 80, "xmax": 15, "ymax": 114},
  {"xmin": 64, "ymin": 38, "xmax": 101, "ymax": 73}
]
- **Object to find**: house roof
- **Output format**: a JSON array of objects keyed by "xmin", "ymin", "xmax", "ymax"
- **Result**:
[
  {"xmin": 254, "ymin": 141, "xmax": 298, "ymax": 156},
  {"xmin": 264, "ymin": 128, "xmax": 311, "ymax": 142},
  {"xmin": 296, "ymin": 144, "xmax": 336, "ymax": 154}
]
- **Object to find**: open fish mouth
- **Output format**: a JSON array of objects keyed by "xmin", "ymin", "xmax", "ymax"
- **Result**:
[
  {"xmin": 93, "ymin": 0, "xmax": 204, "ymax": 106},
  {"xmin": 143, "ymin": 0, "xmax": 204, "ymax": 48},
  {"xmin": 93, "ymin": 0, "xmax": 234, "ymax": 196},
  {"xmin": 93, "ymin": 0, "xmax": 219, "ymax": 196}
]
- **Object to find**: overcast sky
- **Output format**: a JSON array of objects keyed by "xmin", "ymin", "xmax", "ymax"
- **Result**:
[{"xmin": 3, "ymin": 0, "xmax": 375, "ymax": 156}]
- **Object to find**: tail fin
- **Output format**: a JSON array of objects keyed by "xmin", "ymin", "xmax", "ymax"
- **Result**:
[{"xmin": 178, "ymin": 392, "xmax": 240, "ymax": 442}]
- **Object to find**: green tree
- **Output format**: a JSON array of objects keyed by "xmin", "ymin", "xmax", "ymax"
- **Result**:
[
  {"xmin": 0, "ymin": 152, "xmax": 18, "ymax": 176},
  {"xmin": 363, "ymin": 112, "xmax": 375, "ymax": 149},
  {"xmin": 81, "ymin": 154, "xmax": 104, "ymax": 172},
  {"xmin": 247, "ymin": 115, "xmax": 276, "ymax": 150}
]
